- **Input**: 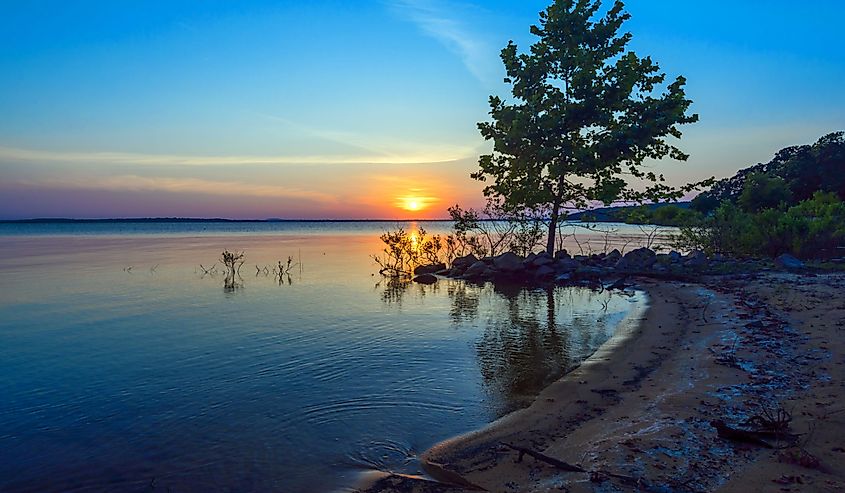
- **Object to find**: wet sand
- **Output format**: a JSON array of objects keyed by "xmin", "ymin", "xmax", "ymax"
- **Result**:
[{"xmin": 356, "ymin": 272, "xmax": 845, "ymax": 492}]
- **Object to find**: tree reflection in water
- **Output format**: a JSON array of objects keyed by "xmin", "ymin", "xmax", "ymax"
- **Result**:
[
  {"xmin": 375, "ymin": 276, "xmax": 440, "ymax": 306},
  {"xmin": 375, "ymin": 276, "xmax": 637, "ymax": 418},
  {"xmin": 451, "ymin": 282, "xmax": 631, "ymax": 417}
]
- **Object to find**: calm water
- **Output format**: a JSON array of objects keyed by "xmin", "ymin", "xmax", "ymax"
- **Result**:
[{"xmin": 0, "ymin": 221, "xmax": 645, "ymax": 492}]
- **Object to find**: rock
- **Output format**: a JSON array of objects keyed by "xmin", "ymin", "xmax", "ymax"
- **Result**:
[
  {"xmin": 533, "ymin": 265, "xmax": 556, "ymax": 280},
  {"xmin": 684, "ymin": 250, "xmax": 707, "ymax": 268},
  {"xmin": 554, "ymin": 250, "xmax": 571, "ymax": 260},
  {"xmin": 413, "ymin": 273, "xmax": 437, "ymax": 284},
  {"xmin": 413, "ymin": 263, "xmax": 446, "ymax": 275},
  {"xmin": 554, "ymin": 258, "xmax": 581, "ymax": 273},
  {"xmin": 574, "ymin": 266, "xmax": 604, "ymax": 279},
  {"xmin": 574, "ymin": 255, "xmax": 590, "ymax": 263},
  {"xmin": 451, "ymin": 254, "xmax": 478, "ymax": 272},
  {"xmin": 605, "ymin": 249, "xmax": 622, "ymax": 264},
  {"xmin": 615, "ymin": 247, "xmax": 656, "ymax": 271},
  {"xmin": 463, "ymin": 260, "xmax": 488, "ymax": 279},
  {"xmin": 523, "ymin": 252, "xmax": 538, "ymax": 266},
  {"xmin": 669, "ymin": 250, "xmax": 683, "ymax": 263},
  {"xmin": 492, "ymin": 252, "xmax": 524, "ymax": 272},
  {"xmin": 655, "ymin": 253, "xmax": 673, "ymax": 265},
  {"xmin": 775, "ymin": 253, "xmax": 804, "ymax": 270},
  {"xmin": 530, "ymin": 252, "xmax": 554, "ymax": 267},
  {"xmin": 606, "ymin": 277, "xmax": 628, "ymax": 290},
  {"xmin": 554, "ymin": 273, "xmax": 572, "ymax": 283}
]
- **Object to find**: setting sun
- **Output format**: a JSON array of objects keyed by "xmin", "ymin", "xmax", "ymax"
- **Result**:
[{"xmin": 396, "ymin": 192, "xmax": 437, "ymax": 214}]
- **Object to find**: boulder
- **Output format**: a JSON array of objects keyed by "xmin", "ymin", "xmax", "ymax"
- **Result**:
[
  {"xmin": 615, "ymin": 247, "xmax": 656, "ymax": 271},
  {"xmin": 775, "ymin": 253, "xmax": 804, "ymax": 270},
  {"xmin": 574, "ymin": 266, "xmax": 604, "ymax": 279},
  {"xmin": 413, "ymin": 262, "xmax": 446, "ymax": 275},
  {"xmin": 450, "ymin": 254, "xmax": 478, "ymax": 275},
  {"xmin": 554, "ymin": 258, "xmax": 581, "ymax": 273},
  {"xmin": 606, "ymin": 277, "xmax": 628, "ymax": 290},
  {"xmin": 533, "ymin": 265, "xmax": 556, "ymax": 280},
  {"xmin": 413, "ymin": 273, "xmax": 437, "ymax": 284},
  {"xmin": 492, "ymin": 252, "xmax": 524, "ymax": 272},
  {"xmin": 554, "ymin": 250, "xmax": 571, "ymax": 260},
  {"xmin": 522, "ymin": 252, "xmax": 538, "ymax": 266},
  {"xmin": 463, "ymin": 260, "xmax": 488, "ymax": 279},
  {"xmin": 605, "ymin": 249, "xmax": 622, "ymax": 264},
  {"xmin": 668, "ymin": 250, "xmax": 683, "ymax": 263},
  {"xmin": 530, "ymin": 252, "xmax": 554, "ymax": 267},
  {"xmin": 554, "ymin": 273, "xmax": 572, "ymax": 283},
  {"xmin": 655, "ymin": 253, "xmax": 673, "ymax": 265},
  {"xmin": 684, "ymin": 250, "xmax": 707, "ymax": 268}
]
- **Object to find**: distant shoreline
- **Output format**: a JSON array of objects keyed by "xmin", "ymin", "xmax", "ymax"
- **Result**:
[
  {"xmin": 0, "ymin": 218, "xmax": 456, "ymax": 224},
  {"xmin": 0, "ymin": 201, "xmax": 694, "ymax": 225}
]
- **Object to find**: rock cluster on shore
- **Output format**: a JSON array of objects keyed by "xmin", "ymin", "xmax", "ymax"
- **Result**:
[{"xmin": 412, "ymin": 247, "xmax": 786, "ymax": 286}]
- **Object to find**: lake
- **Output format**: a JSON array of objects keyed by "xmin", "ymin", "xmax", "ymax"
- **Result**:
[{"xmin": 0, "ymin": 221, "xmax": 646, "ymax": 492}]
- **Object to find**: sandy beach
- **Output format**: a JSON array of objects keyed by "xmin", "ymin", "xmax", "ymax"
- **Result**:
[{"xmin": 357, "ymin": 271, "xmax": 845, "ymax": 492}]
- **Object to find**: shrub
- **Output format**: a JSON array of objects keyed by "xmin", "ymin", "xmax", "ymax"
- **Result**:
[{"xmin": 673, "ymin": 192, "xmax": 845, "ymax": 258}]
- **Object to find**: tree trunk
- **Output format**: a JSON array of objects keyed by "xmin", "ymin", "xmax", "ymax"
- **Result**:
[{"xmin": 546, "ymin": 201, "xmax": 561, "ymax": 255}]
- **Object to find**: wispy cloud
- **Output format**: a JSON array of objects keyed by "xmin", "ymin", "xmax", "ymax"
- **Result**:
[
  {"xmin": 13, "ymin": 175, "xmax": 339, "ymax": 203},
  {"xmin": 388, "ymin": 0, "xmax": 497, "ymax": 84},
  {"xmin": 0, "ymin": 145, "xmax": 468, "ymax": 166}
]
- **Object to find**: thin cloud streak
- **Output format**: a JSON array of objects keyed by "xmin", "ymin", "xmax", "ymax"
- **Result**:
[
  {"xmin": 0, "ymin": 145, "xmax": 470, "ymax": 167},
  {"xmin": 389, "ymin": 0, "xmax": 497, "ymax": 84},
  {"xmin": 12, "ymin": 175, "xmax": 339, "ymax": 203}
]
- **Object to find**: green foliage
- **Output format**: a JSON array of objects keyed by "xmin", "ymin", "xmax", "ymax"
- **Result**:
[
  {"xmin": 617, "ymin": 204, "xmax": 703, "ymax": 226},
  {"xmin": 736, "ymin": 173, "xmax": 792, "ymax": 213},
  {"xmin": 694, "ymin": 131, "xmax": 844, "ymax": 213},
  {"xmin": 474, "ymin": 0, "xmax": 708, "ymax": 253},
  {"xmin": 689, "ymin": 193, "xmax": 720, "ymax": 214},
  {"xmin": 673, "ymin": 192, "xmax": 845, "ymax": 258}
]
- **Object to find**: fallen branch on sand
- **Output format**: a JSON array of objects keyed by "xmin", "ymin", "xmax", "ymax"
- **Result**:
[
  {"xmin": 501, "ymin": 443, "xmax": 677, "ymax": 492},
  {"xmin": 501, "ymin": 442, "xmax": 585, "ymax": 472},
  {"xmin": 423, "ymin": 462, "xmax": 488, "ymax": 491},
  {"xmin": 710, "ymin": 420, "xmax": 800, "ymax": 448}
]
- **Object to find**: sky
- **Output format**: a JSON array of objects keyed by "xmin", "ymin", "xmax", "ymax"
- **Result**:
[{"xmin": 0, "ymin": 0, "xmax": 843, "ymax": 220}]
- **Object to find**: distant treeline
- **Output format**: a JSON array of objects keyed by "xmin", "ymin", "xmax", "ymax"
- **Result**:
[
  {"xmin": 676, "ymin": 132, "xmax": 845, "ymax": 259},
  {"xmin": 570, "ymin": 132, "xmax": 845, "ymax": 260}
]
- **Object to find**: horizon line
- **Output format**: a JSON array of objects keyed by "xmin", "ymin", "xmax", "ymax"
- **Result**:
[{"xmin": 0, "ymin": 217, "xmax": 456, "ymax": 224}]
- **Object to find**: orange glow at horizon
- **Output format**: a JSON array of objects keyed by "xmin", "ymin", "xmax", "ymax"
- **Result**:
[{"xmin": 396, "ymin": 193, "xmax": 437, "ymax": 214}]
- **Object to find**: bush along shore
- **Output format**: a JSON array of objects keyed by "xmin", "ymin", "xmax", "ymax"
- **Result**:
[{"xmin": 410, "ymin": 247, "xmax": 810, "ymax": 287}]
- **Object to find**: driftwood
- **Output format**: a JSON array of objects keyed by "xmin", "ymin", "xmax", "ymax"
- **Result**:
[
  {"xmin": 501, "ymin": 443, "xmax": 585, "ymax": 472},
  {"xmin": 711, "ymin": 420, "xmax": 776, "ymax": 448},
  {"xmin": 423, "ymin": 461, "xmax": 488, "ymax": 491},
  {"xmin": 502, "ymin": 443, "xmax": 673, "ymax": 492}
]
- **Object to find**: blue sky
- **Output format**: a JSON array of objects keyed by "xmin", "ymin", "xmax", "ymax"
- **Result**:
[{"xmin": 0, "ymin": 0, "xmax": 843, "ymax": 218}]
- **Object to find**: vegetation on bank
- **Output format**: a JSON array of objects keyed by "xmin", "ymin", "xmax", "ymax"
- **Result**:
[
  {"xmin": 372, "ymin": 0, "xmax": 843, "ymax": 275},
  {"xmin": 674, "ymin": 132, "xmax": 845, "ymax": 259},
  {"xmin": 470, "ymin": 0, "xmax": 709, "ymax": 255}
]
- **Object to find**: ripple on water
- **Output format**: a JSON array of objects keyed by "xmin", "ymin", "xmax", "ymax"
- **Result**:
[{"xmin": 0, "ymin": 232, "xmax": 645, "ymax": 493}]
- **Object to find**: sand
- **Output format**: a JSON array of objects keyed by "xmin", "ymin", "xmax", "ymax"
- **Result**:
[{"xmin": 355, "ymin": 271, "xmax": 845, "ymax": 492}]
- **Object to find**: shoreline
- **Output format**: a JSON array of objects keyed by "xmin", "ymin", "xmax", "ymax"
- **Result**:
[{"xmin": 356, "ymin": 272, "xmax": 845, "ymax": 492}]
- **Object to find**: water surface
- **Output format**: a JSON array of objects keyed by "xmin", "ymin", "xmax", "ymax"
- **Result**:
[{"xmin": 0, "ymin": 221, "xmax": 644, "ymax": 492}]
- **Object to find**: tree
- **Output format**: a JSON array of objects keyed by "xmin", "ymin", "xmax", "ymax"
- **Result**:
[
  {"xmin": 693, "ymin": 131, "xmax": 845, "ymax": 212},
  {"xmin": 737, "ymin": 173, "xmax": 792, "ymax": 213},
  {"xmin": 474, "ymin": 0, "xmax": 706, "ymax": 254}
]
